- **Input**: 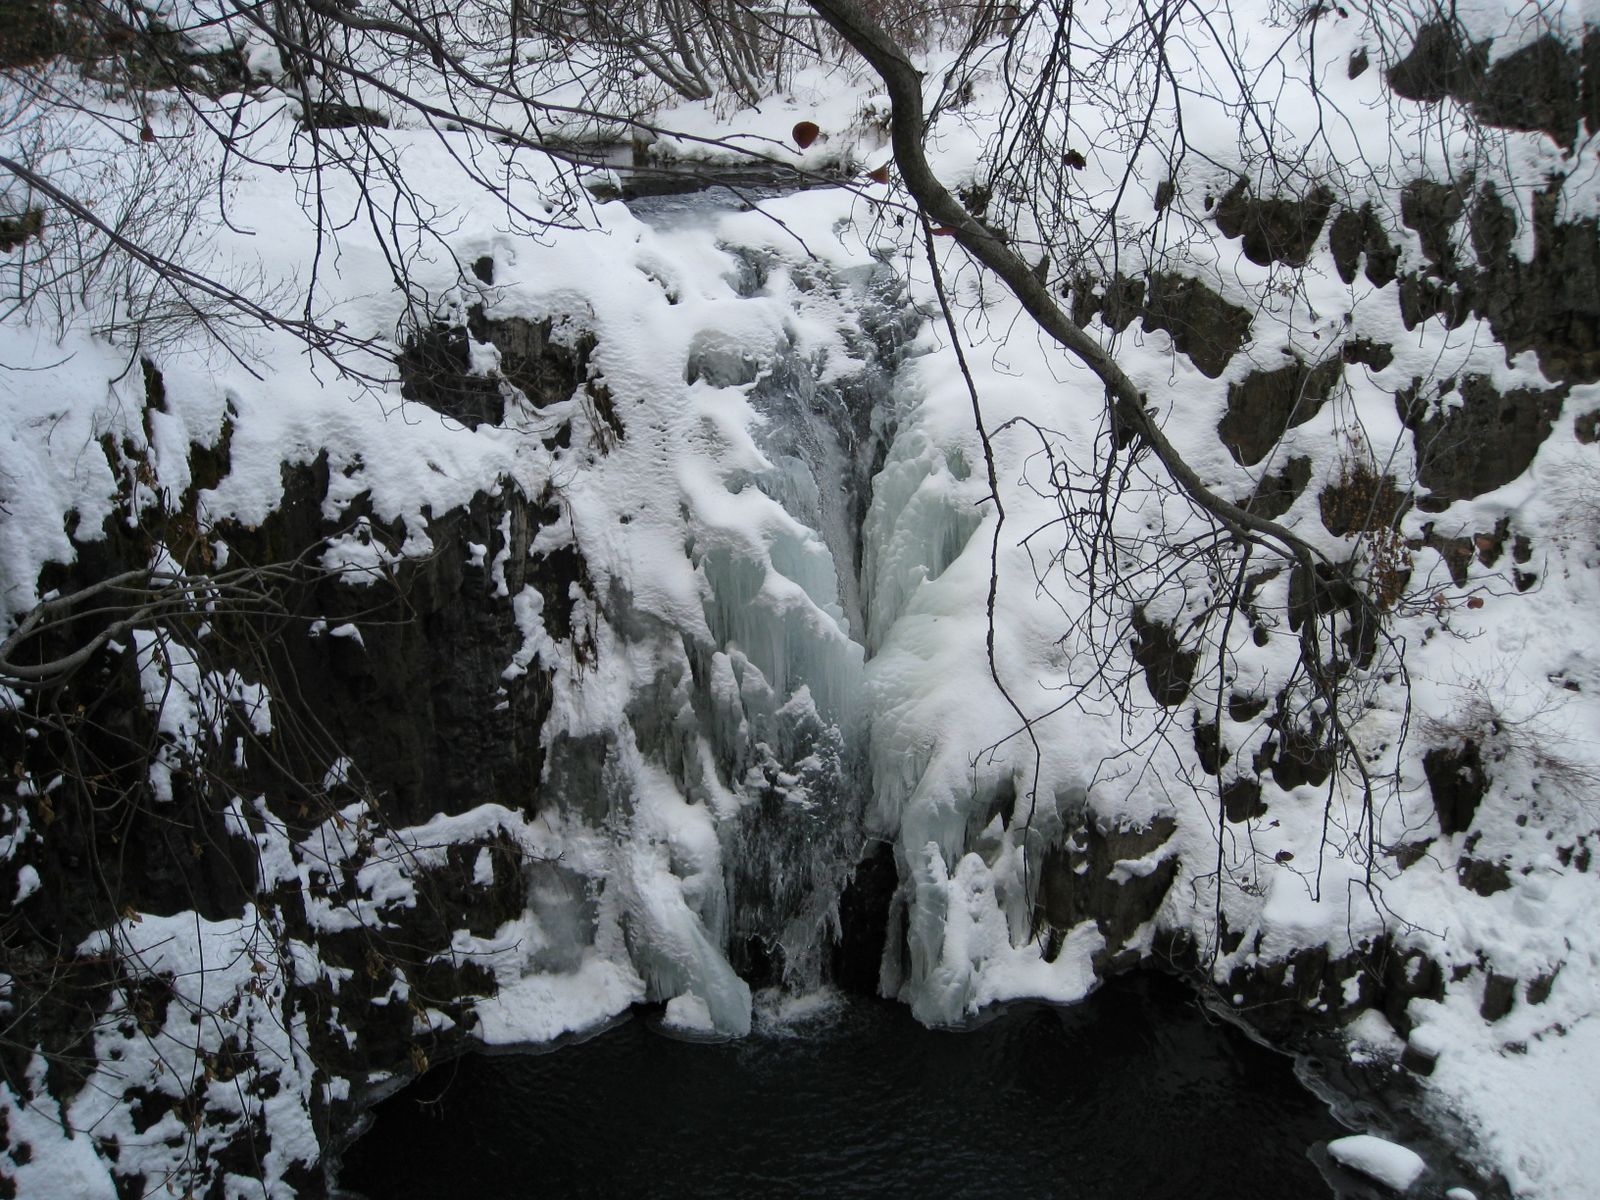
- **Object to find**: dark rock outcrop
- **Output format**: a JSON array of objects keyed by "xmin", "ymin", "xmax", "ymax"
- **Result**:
[
  {"xmin": 1143, "ymin": 272, "xmax": 1255, "ymax": 378},
  {"xmin": 1424, "ymin": 738, "xmax": 1489, "ymax": 835},
  {"xmin": 1035, "ymin": 812, "xmax": 1178, "ymax": 968},
  {"xmin": 2, "ymin": 424, "xmax": 581, "ymax": 1198},
  {"xmin": 1329, "ymin": 203, "xmax": 1400, "ymax": 288},
  {"xmin": 1219, "ymin": 357, "xmax": 1343, "ymax": 466},
  {"xmin": 1244, "ymin": 454, "xmax": 1312, "ymax": 520},
  {"xmin": 1130, "ymin": 608, "xmax": 1197, "ymax": 706},
  {"xmin": 1214, "ymin": 179, "xmax": 1336, "ymax": 267},
  {"xmin": 1390, "ymin": 23, "xmax": 1594, "ymax": 149},
  {"xmin": 1398, "ymin": 375, "xmax": 1567, "ymax": 506},
  {"xmin": 1072, "ymin": 271, "xmax": 1254, "ymax": 379}
]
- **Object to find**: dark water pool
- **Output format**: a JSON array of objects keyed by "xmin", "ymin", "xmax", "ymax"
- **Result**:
[{"xmin": 337, "ymin": 973, "xmax": 1353, "ymax": 1199}]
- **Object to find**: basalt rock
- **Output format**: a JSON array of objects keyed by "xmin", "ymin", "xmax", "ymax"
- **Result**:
[
  {"xmin": 3, "ymin": 432, "xmax": 576, "ymax": 1198},
  {"xmin": 210, "ymin": 465, "xmax": 557, "ymax": 829},
  {"xmin": 1069, "ymin": 270, "xmax": 1255, "ymax": 380},
  {"xmin": 1244, "ymin": 455, "xmax": 1312, "ymax": 520},
  {"xmin": 1390, "ymin": 23, "xmax": 1592, "ymax": 149},
  {"xmin": 1219, "ymin": 357, "xmax": 1343, "ymax": 467},
  {"xmin": 1398, "ymin": 375, "xmax": 1567, "ymax": 506},
  {"xmin": 398, "ymin": 322, "xmax": 505, "ymax": 429},
  {"xmin": 1142, "ymin": 272, "xmax": 1254, "ymax": 379},
  {"xmin": 1035, "ymin": 812, "xmax": 1179, "ymax": 967},
  {"xmin": 1214, "ymin": 179, "xmax": 1336, "ymax": 268},
  {"xmin": 1329, "ymin": 203, "xmax": 1400, "ymax": 288},
  {"xmin": 1219, "ymin": 938, "xmax": 1385, "ymax": 1039},
  {"xmin": 468, "ymin": 309, "xmax": 596, "ymax": 410},
  {"xmin": 1377, "ymin": 943, "xmax": 1445, "ymax": 1038},
  {"xmin": 1424, "ymin": 738, "xmax": 1489, "ymax": 836},
  {"xmin": 1130, "ymin": 608, "xmax": 1197, "ymax": 707},
  {"xmin": 399, "ymin": 311, "xmax": 599, "ymax": 429},
  {"xmin": 1468, "ymin": 183, "xmax": 1600, "ymax": 384}
]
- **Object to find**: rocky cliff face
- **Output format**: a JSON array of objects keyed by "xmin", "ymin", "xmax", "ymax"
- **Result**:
[{"xmin": 0, "ymin": 337, "xmax": 583, "ymax": 1195}]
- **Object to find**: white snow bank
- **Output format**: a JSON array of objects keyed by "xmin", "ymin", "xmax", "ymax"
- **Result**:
[
  {"xmin": 1328, "ymin": 1135, "xmax": 1427, "ymax": 1192},
  {"xmin": 662, "ymin": 993, "xmax": 716, "ymax": 1033}
]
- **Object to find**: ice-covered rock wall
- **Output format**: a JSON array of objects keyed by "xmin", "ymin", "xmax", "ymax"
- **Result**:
[
  {"xmin": 0, "ymin": 159, "xmax": 932, "ymax": 1190},
  {"xmin": 462, "ymin": 209, "xmax": 926, "ymax": 1038},
  {"xmin": 6, "ymin": 6, "xmax": 1600, "ymax": 1197}
]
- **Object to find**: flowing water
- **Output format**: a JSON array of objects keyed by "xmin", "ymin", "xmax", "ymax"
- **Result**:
[{"xmin": 336, "ymin": 973, "xmax": 1357, "ymax": 1199}]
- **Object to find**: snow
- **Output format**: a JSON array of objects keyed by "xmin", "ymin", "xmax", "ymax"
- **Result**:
[
  {"xmin": 1, "ymin": 0, "xmax": 1598, "ymax": 1194},
  {"xmin": 472, "ymin": 952, "xmax": 645, "ymax": 1046},
  {"xmin": 4, "ymin": 1063, "xmax": 117, "ymax": 1200},
  {"xmin": 11, "ymin": 863, "xmax": 39, "ymax": 904},
  {"xmin": 1328, "ymin": 1135, "xmax": 1428, "ymax": 1192},
  {"xmin": 662, "ymin": 992, "xmax": 717, "ymax": 1034}
]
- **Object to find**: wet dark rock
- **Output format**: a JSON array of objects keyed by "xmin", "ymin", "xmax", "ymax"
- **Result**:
[
  {"xmin": 1385, "ymin": 21, "xmax": 1597, "ymax": 159},
  {"xmin": 529, "ymin": 543, "xmax": 592, "ymax": 645},
  {"xmin": 470, "ymin": 310, "xmax": 595, "ymax": 408},
  {"xmin": 1142, "ymin": 272, "xmax": 1254, "ymax": 378},
  {"xmin": 1221, "ymin": 941, "xmax": 1383, "ymax": 1038},
  {"xmin": 1402, "ymin": 179, "xmax": 1469, "ymax": 270},
  {"xmin": 1388, "ymin": 839, "xmax": 1433, "ymax": 871},
  {"xmin": 830, "ymin": 840, "xmax": 900, "ymax": 994},
  {"xmin": 1329, "ymin": 203, "xmax": 1399, "ymax": 288},
  {"xmin": 1526, "ymin": 967, "xmax": 1560, "ymax": 1005},
  {"xmin": 1425, "ymin": 739, "xmax": 1488, "ymax": 835},
  {"xmin": 1219, "ymin": 357, "xmax": 1342, "ymax": 466},
  {"xmin": 1286, "ymin": 558, "xmax": 1362, "ymax": 634},
  {"xmin": 1101, "ymin": 273, "xmax": 1148, "ymax": 332},
  {"xmin": 1378, "ymin": 944, "xmax": 1444, "ymax": 1038},
  {"xmin": 1244, "ymin": 454, "xmax": 1312, "ymax": 520},
  {"xmin": 1341, "ymin": 337, "xmax": 1394, "ymax": 372},
  {"xmin": 1466, "ymin": 183, "xmax": 1515, "ymax": 272},
  {"xmin": 1400, "ymin": 1039, "xmax": 1439, "ymax": 1076},
  {"xmin": 1386, "ymin": 171, "xmax": 1600, "ymax": 383},
  {"xmin": 398, "ymin": 323, "xmax": 504, "ymax": 429},
  {"xmin": 1193, "ymin": 717, "xmax": 1229, "ymax": 775},
  {"xmin": 1221, "ymin": 776, "xmax": 1267, "ymax": 823},
  {"xmin": 1457, "ymin": 855, "xmax": 1512, "ymax": 896},
  {"xmin": 1071, "ymin": 271, "xmax": 1254, "ymax": 379},
  {"xmin": 398, "ymin": 310, "xmax": 602, "ymax": 430},
  {"xmin": 214, "ymin": 469, "xmax": 556, "ymax": 828},
  {"xmin": 1471, "ymin": 184, "xmax": 1600, "ymax": 383},
  {"xmin": 1398, "ymin": 375, "xmax": 1567, "ymax": 505},
  {"xmin": 1397, "ymin": 272, "xmax": 1474, "ymax": 331},
  {"xmin": 1035, "ymin": 813, "xmax": 1178, "ymax": 965},
  {"xmin": 1412, "ymin": 524, "xmax": 1477, "ymax": 586},
  {"xmin": 1214, "ymin": 179, "xmax": 1336, "ymax": 267},
  {"xmin": 1228, "ymin": 692, "xmax": 1268, "ymax": 724},
  {"xmin": 6, "ymin": 427, "xmax": 579, "ymax": 1190},
  {"xmin": 1480, "ymin": 972, "xmax": 1517, "ymax": 1021},
  {"xmin": 1388, "ymin": 23, "xmax": 1489, "ymax": 105},
  {"xmin": 1260, "ymin": 710, "xmax": 1337, "ymax": 791},
  {"xmin": 1130, "ymin": 608, "xmax": 1196, "ymax": 706}
]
